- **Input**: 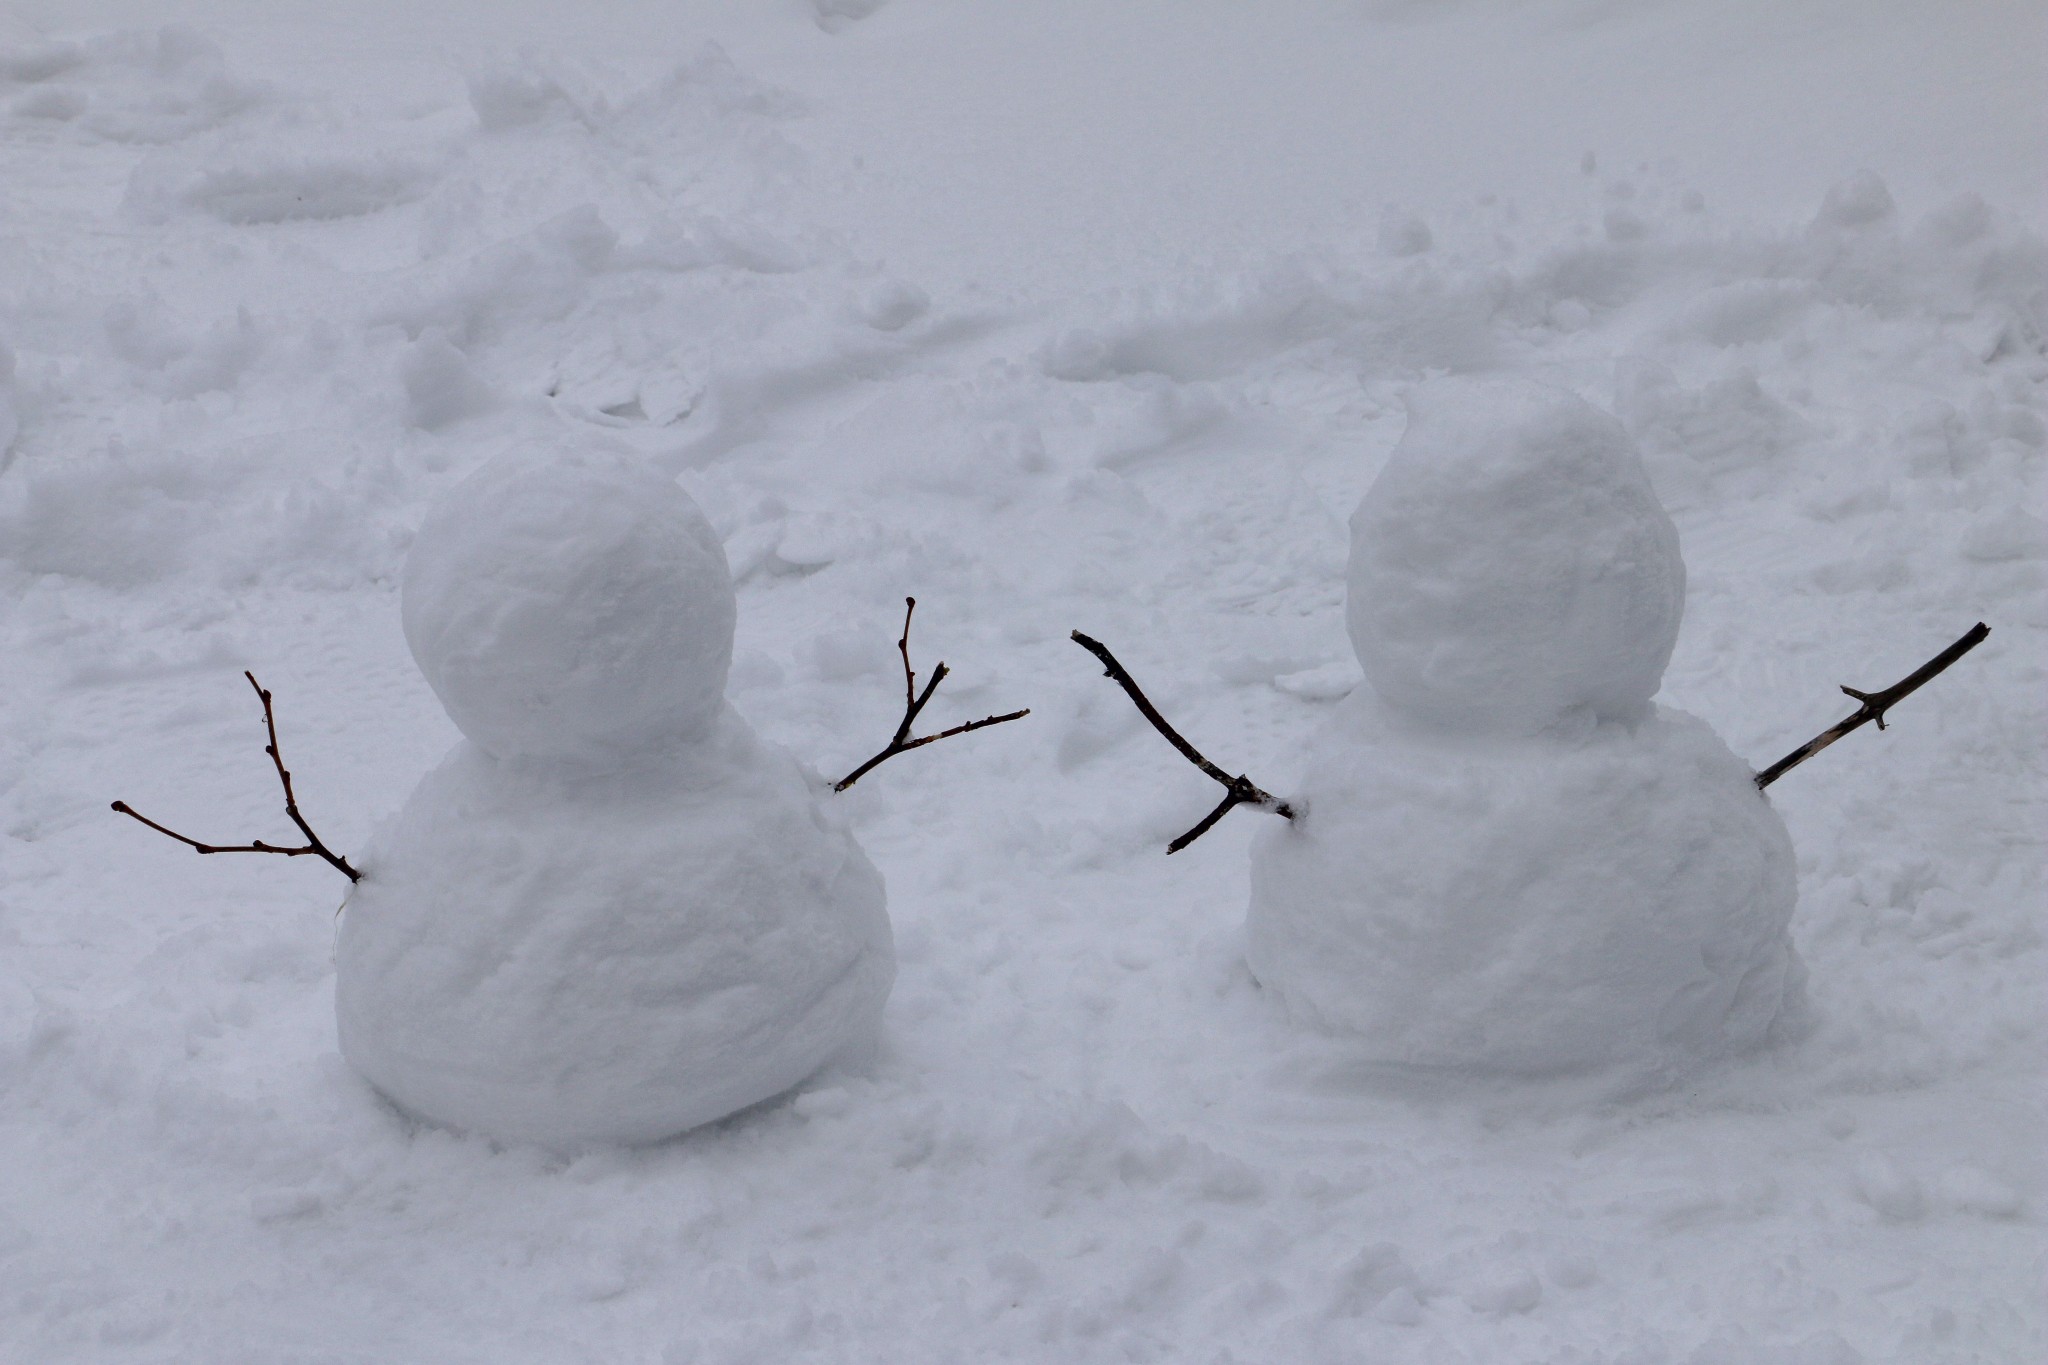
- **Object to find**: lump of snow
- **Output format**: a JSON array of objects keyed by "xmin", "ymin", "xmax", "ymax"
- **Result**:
[
  {"xmin": 857, "ymin": 279, "xmax": 929, "ymax": 331},
  {"xmin": 1851, "ymin": 1152, "xmax": 1926, "ymax": 1222},
  {"xmin": 1345, "ymin": 378, "xmax": 1685, "ymax": 737},
  {"xmin": 336, "ymin": 710, "xmax": 892, "ymax": 1147},
  {"xmin": 1377, "ymin": 207, "xmax": 1432, "ymax": 257},
  {"xmin": 1247, "ymin": 694, "xmax": 1802, "ymax": 1078},
  {"xmin": 340, "ymin": 438, "xmax": 895, "ymax": 1145},
  {"xmin": 1812, "ymin": 170, "xmax": 1896, "ymax": 232},
  {"xmin": 401, "ymin": 440, "xmax": 737, "ymax": 767}
]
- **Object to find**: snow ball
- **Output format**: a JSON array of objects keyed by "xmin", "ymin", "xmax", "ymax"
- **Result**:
[
  {"xmin": 1813, "ymin": 170, "xmax": 1896, "ymax": 231},
  {"xmin": 1604, "ymin": 208, "xmax": 1649, "ymax": 242},
  {"xmin": 402, "ymin": 439, "xmax": 737, "ymax": 767},
  {"xmin": 337, "ymin": 710, "xmax": 893, "ymax": 1147},
  {"xmin": 857, "ymin": 279, "xmax": 928, "ymax": 331},
  {"xmin": 1247, "ymin": 695, "xmax": 1802, "ymax": 1079},
  {"xmin": 1346, "ymin": 378, "xmax": 1685, "ymax": 736},
  {"xmin": 1377, "ymin": 207, "xmax": 1432, "ymax": 257}
]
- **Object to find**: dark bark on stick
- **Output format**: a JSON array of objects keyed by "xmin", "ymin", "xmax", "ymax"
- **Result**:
[
  {"xmin": 1069, "ymin": 630, "xmax": 1295, "ymax": 853},
  {"xmin": 112, "ymin": 671, "xmax": 362, "ymax": 883},
  {"xmin": 833, "ymin": 598, "xmax": 1029, "ymax": 791},
  {"xmin": 1754, "ymin": 622, "xmax": 1990, "ymax": 790}
]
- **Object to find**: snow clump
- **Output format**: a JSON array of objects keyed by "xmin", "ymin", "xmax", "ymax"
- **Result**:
[
  {"xmin": 1344, "ymin": 377, "xmax": 1686, "ymax": 738},
  {"xmin": 338, "ymin": 440, "xmax": 893, "ymax": 1146},
  {"xmin": 399, "ymin": 441, "xmax": 738, "ymax": 769},
  {"xmin": 1250, "ymin": 379, "xmax": 1802, "ymax": 1083}
]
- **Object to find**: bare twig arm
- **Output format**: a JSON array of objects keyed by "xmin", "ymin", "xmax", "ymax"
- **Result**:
[
  {"xmin": 1754, "ymin": 622, "xmax": 1990, "ymax": 790},
  {"xmin": 1069, "ymin": 630, "xmax": 1294, "ymax": 853},
  {"xmin": 833, "ymin": 598, "xmax": 1031, "ymax": 791},
  {"xmin": 111, "ymin": 671, "xmax": 362, "ymax": 883}
]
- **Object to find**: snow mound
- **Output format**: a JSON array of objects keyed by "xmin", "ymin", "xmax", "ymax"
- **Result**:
[
  {"xmin": 1247, "ymin": 693, "xmax": 1803, "ymax": 1079},
  {"xmin": 400, "ymin": 440, "xmax": 737, "ymax": 767},
  {"xmin": 0, "ymin": 27, "xmax": 267, "ymax": 144},
  {"xmin": 336, "ymin": 710, "xmax": 894, "ymax": 1147},
  {"xmin": 1346, "ymin": 378, "xmax": 1685, "ymax": 737}
]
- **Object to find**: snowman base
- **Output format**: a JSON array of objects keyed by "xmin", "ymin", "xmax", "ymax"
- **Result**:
[
  {"xmin": 336, "ymin": 707, "xmax": 893, "ymax": 1148},
  {"xmin": 1247, "ymin": 693, "xmax": 1804, "ymax": 1083}
]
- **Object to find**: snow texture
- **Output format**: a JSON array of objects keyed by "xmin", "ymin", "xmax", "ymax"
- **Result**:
[
  {"xmin": 401, "ymin": 441, "xmax": 738, "ymax": 767},
  {"xmin": 1248, "ymin": 693, "xmax": 1802, "ymax": 1079},
  {"xmin": 1255, "ymin": 378, "xmax": 1793, "ymax": 1082},
  {"xmin": 1345, "ymin": 379, "xmax": 1685, "ymax": 737},
  {"xmin": 1, "ymin": 2, "xmax": 2041, "ymax": 1361},
  {"xmin": 337, "ymin": 708, "xmax": 893, "ymax": 1147},
  {"xmin": 343, "ymin": 440, "xmax": 893, "ymax": 1145}
]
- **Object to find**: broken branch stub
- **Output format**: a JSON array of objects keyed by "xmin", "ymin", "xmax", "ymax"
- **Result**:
[
  {"xmin": 833, "ymin": 598, "xmax": 1030, "ymax": 791},
  {"xmin": 112, "ymin": 671, "xmax": 362, "ymax": 882},
  {"xmin": 1069, "ymin": 630, "xmax": 1294, "ymax": 853},
  {"xmin": 1754, "ymin": 622, "xmax": 1990, "ymax": 790}
]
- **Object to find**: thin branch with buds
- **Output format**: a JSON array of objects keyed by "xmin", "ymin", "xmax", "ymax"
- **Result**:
[
  {"xmin": 1070, "ymin": 631, "xmax": 1295, "ymax": 853},
  {"xmin": 112, "ymin": 671, "xmax": 361, "ymax": 883},
  {"xmin": 834, "ymin": 598, "xmax": 1030, "ymax": 791},
  {"xmin": 1754, "ymin": 622, "xmax": 1990, "ymax": 790}
]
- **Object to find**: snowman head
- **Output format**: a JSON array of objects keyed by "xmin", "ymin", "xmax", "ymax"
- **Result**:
[
  {"xmin": 401, "ymin": 439, "xmax": 737, "ymax": 768},
  {"xmin": 1346, "ymin": 378, "xmax": 1686, "ymax": 737}
]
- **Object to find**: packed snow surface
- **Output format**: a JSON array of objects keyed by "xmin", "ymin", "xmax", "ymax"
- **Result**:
[
  {"xmin": 401, "ymin": 441, "xmax": 738, "ymax": 766},
  {"xmin": 1249, "ymin": 694, "xmax": 1802, "ymax": 1079},
  {"xmin": 1, "ymin": 1, "xmax": 2043, "ymax": 1362},
  {"xmin": 1345, "ymin": 379, "xmax": 1686, "ymax": 736},
  {"xmin": 337, "ymin": 708, "xmax": 893, "ymax": 1148}
]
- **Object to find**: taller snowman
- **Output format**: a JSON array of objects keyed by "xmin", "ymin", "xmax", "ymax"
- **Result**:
[
  {"xmin": 337, "ymin": 440, "xmax": 894, "ymax": 1147},
  {"xmin": 1248, "ymin": 379, "xmax": 1804, "ymax": 1083}
]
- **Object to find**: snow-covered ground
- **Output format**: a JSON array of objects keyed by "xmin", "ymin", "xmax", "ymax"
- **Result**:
[{"xmin": 1, "ymin": 1, "xmax": 2042, "ymax": 1360}]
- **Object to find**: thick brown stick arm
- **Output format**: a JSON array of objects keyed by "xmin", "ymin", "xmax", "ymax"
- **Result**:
[
  {"xmin": 832, "ymin": 599, "xmax": 1031, "ymax": 791},
  {"xmin": 1754, "ymin": 622, "xmax": 1989, "ymax": 791},
  {"xmin": 110, "ymin": 673, "xmax": 362, "ymax": 883},
  {"xmin": 1069, "ymin": 630, "xmax": 1294, "ymax": 853},
  {"xmin": 1070, "ymin": 632, "xmax": 1236, "ymax": 788},
  {"xmin": 1168, "ymin": 784, "xmax": 1249, "ymax": 855}
]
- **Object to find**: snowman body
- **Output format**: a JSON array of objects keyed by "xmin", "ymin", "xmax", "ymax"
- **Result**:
[
  {"xmin": 337, "ymin": 442, "xmax": 893, "ymax": 1146},
  {"xmin": 1247, "ymin": 380, "xmax": 1802, "ymax": 1080}
]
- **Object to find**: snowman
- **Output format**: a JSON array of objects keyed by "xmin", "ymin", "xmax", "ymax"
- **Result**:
[
  {"xmin": 1245, "ymin": 378, "xmax": 1804, "ymax": 1082},
  {"xmin": 334, "ymin": 440, "xmax": 896, "ymax": 1146}
]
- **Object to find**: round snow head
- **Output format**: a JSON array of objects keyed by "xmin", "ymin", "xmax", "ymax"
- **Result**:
[
  {"xmin": 1347, "ymin": 379, "xmax": 1685, "ymax": 736},
  {"xmin": 402, "ymin": 441, "xmax": 736, "ymax": 766}
]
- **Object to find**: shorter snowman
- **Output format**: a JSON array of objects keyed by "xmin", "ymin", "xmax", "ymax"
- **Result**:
[
  {"xmin": 1247, "ymin": 379, "xmax": 1803, "ymax": 1083},
  {"xmin": 336, "ymin": 440, "xmax": 895, "ymax": 1146}
]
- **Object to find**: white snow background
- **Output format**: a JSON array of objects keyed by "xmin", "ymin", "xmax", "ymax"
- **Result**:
[{"xmin": 1, "ymin": 0, "xmax": 2042, "ymax": 1360}]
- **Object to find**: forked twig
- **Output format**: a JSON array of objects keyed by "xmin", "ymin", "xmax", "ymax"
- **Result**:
[
  {"xmin": 834, "ymin": 598, "xmax": 1030, "ymax": 791},
  {"xmin": 1070, "ymin": 631, "xmax": 1294, "ymax": 853},
  {"xmin": 112, "ymin": 671, "xmax": 361, "ymax": 883},
  {"xmin": 1754, "ymin": 622, "xmax": 1990, "ymax": 790}
]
